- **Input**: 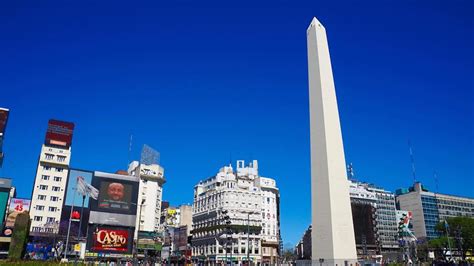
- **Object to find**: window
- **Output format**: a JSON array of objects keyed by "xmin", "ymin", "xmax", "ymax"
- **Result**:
[
  {"xmin": 56, "ymin": 168, "xmax": 64, "ymax": 172},
  {"xmin": 57, "ymin": 156, "xmax": 66, "ymax": 162},
  {"xmin": 38, "ymin": 195, "xmax": 46, "ymax": 200},
  {"xmin": 54, "ymin": 176, "xmax": 62, "ymax": 182},
  {"xmin": 41, "ymin": 175, "xmax": 49, "ymax": 180},
  {"xmin": 34, "ymin": 216, "xmax": 43, "ymax": 221},
  {"xmin": 47, "ymin": 217, "xmax": 55, "ymax": 223},
  {"xmin": 52, "ymin": 186, "xmax": 61, "ymax": 192},
  {"xmin": 36, "ymin": 205, "xmax": 45, "ymax": 211},
  {"xmin": 50, "ymin": 196, "xmax": 59, "ymax": 202},
  {"xmin": 39, "ymin": 185, "xmax": 48, "ymax": 190},
  {"xmin": 45, "ymin": 154, "xmax": 54, "ymax": 160},
  {"xmin": 49, "ymin": 207, "xmax": 57, "ymax": 212},
  {"xmin": 42, "ymin": 166, "xmax": 51, "ymax": 171}
]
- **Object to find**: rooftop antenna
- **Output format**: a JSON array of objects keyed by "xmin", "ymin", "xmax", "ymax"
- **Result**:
[
  {"xmin": 408, "ymin": 140, "xmax": 417, "ymax": 183},
  {"xmin": 128, "ymin": 133, "xmax": 133, "ymax": 165}
]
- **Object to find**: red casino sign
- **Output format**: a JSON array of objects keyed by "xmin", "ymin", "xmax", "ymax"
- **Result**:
[{"xmin": 92, "ymin": 228, "xmax": 129, "ymax": 252}]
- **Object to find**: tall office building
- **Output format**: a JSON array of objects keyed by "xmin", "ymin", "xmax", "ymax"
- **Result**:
[
  {"xmin": 0, "ymin": 108, "xmax": 9, "ymax": 168},
  {"xmin": 128, "ymin": 161, "xmax": 166, "ymax": 234},
  {"xmin": 349, "ymin": 181, "xmax": 379, "ymax": 257},
  {"xmin": 307, "ymin": 17, "xmax": 357, "ymax": 264},
  {"xmin": 29, "ymin": 120, "xmax": 74, "ymax": 235},
  {"xmin": 396, "ymin": 182, "xmax": 474, "ymax": 240},
  {"xmin": 191, "ymin": 160, "xmax": 280, "ymax": 265}
]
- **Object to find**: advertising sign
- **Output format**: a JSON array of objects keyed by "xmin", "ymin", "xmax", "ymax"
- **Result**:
[
  {"xmin": 98, "ymin": 181, "xmax": 133, "ymax": 211},
  {"xmin": 88, "ymin": 225, "xmax": 133, "ymax": 254},
  {"xmin": 5, "ymin": 198, "xmax": 31, "ymax": 229},
  {"xmin": 45, "ymin": 119, "xmax": 74, "ymax": 148},
  {"xmin": 90, "ymin": 172, "xmax": 138, "ymax": 216},
  {"xmin": 65, "ymin": 169, "xmax": 93, "ymax": 207},
  {"xmin": 0, "ymin": 108, "xmax": 9, "ymax": 136},
  {"xmin": 0, "ymin": 192, "xmax": 9, "ymax": 229}
]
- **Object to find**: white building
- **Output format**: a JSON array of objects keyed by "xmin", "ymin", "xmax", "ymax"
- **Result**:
[
  {"xmin": 191, "ymin": 160, "xmax": 280, "ymax": 265},
  {"xmin": 256, "ymin": 176, "xmax": 280, "ymax": 265},
  {"xmin": 30, "ymin": 136, "xmax": 73, "ymax": 234},
  {"xmin": 128, "ymin": 161, "xmax": 166, "ymax": 235}
]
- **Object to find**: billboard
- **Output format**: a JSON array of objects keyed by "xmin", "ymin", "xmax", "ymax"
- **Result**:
[
  {"xmin": 87, "ymin": 225, "xmax": 133, "ymax": 254},
  {"xmin": 65, "ymin": 169, "xmax": 93, "ymax": 207},
  {"xmin": 0, "ymin": 192, "xmax": 9, "ymax": 230},
  {"xmin": 0, "ymin": 108, "xmax": 8, "ymax": 136},
  {"xmin": 89, "ymin": 172, "xmax": 139, "ymax": 216},
  {"xmin": 45, "ymin": 119, "xmax": 74, "ymax": 148},
  {"xmin": 4, "ymin": 198, "xmax": 31, "ymax": 236}
]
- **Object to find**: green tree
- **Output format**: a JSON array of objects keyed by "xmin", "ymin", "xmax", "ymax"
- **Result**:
[
  {"xmin": 433, "ymin": 217, "xmax": 474, "ymax": 261},
  {"xmin": 8, "ymin": 212, "xmax": 30, "ymax": 260}
]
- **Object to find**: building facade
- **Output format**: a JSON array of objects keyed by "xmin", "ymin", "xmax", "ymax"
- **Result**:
[
  {"xmin": 396, "ymin": 182, "xmax": 474, "ymax": 240},
  {"xmin": 29, "ymin": 120, "xmax": 74, "ymax": 235},
  {"xmin": 191, "ymin": 160, "xmax": 280, "ymax": 265},
  {"xmin": 128, "ymin": 161, "xmax": 166, "ymax": 234},
  {"xmin": 256, "ymin": 175, "xmax": 280, "ymax": 265},
  {"xmin": 349, "ymin": 181, "xmax": 379, "ymax": 257}
]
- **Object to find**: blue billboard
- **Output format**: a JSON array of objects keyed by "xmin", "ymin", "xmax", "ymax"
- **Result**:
[{"xmin": 65, "ymin": 169, "xmax": 93, "ymax": 207}]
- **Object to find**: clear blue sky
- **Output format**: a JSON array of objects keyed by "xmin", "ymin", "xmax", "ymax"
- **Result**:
[{"xmin": 1, "ymin": 0, "xmax": 473, "ymax": 247}]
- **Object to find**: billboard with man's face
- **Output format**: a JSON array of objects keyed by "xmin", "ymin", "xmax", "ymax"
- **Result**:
[{"xmin": 89, "ymin": 172, "xmax": 138, "ymax": 216}]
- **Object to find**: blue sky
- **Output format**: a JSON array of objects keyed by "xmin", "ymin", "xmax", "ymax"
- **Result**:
[{"xmin": 1, "ymin": 0, "xmax": 473, "ymax": 246}]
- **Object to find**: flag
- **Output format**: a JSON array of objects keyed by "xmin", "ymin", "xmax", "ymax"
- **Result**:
[{"xmin": 77, "ymin": 176, "xmax": 99, "ymax": 200}]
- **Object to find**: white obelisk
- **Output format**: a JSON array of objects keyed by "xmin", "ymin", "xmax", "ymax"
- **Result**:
[{"xmin": 307, "ymin": 17, "xmax": 357, "ymax": 265}]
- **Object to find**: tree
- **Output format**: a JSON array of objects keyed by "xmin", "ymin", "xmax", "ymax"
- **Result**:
[
  {"xmin": 433, "ymin": 217, "xmax": 474, "ymax": 261},
  {"xmin": 8, "ymin": 212, "xmax": 31, "ymax": 260},
  {"xmin": 428, "ymin": 236, "xmax": 450, "ymax": 261},
  {"xmin": 281, "ymin": 248, "xmax": 297, "ymax": 263}
]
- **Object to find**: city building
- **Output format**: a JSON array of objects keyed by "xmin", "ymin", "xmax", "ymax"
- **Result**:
[
  {"xmin": 160, "ymin": 204, "xmax": 193, "ymax": 262},
  {"xmin": 29, "ymin": 119, "xmax": 74, "ymax": 235},
  {"xmin": 128, "ymin": 160, "xmax": 166, "ymax": 234},
  {"xmin": 349, "ymin": 181, "xmax": 379, "ymax": 258},
  {"xmin": 349, "ymin": 181, "xmax": 399, "ymax": 253},
  {"xmin": 0, "ymin": 108, "xmax": 9, "ymax": 168},
  {"xmin": 307, "ymin": 17, "xmax": 357, "ymax": 264},
  {"xmin": 85, "ymin": 171, "xmax": 140, "ymax": 260},
  {"xmin": 295, "ymin": 225, "xmax": 312, "ymax": 260},
  {"xmin": 191, "ymin": 160, "xmax": 280, "ymax": 265},
  {"xmin": 256, "ymin": 174, "xmax": 281, "ymax": 265},
  {"xmin": 396, "ymin": 182, "xmax": 474, "ymax": 240}
]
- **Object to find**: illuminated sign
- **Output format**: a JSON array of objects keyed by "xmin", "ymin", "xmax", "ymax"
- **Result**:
[{"xmin": 91, "ymin": 228, "xmax": 130, "ymax": 252}]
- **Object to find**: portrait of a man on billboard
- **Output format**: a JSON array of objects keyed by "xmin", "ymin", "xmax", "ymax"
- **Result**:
[{"xmin": 98, "ymin": 181, "xmax": 132, "ymax": 211}]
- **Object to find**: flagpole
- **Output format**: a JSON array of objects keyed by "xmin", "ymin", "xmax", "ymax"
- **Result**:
[
  {"xmin": 64, "ymin": 187, "xmax": 77, "ymax": 260},
  {"xmin": 77, "ymin": 195, "xmax": 86, "ymax": 240}
]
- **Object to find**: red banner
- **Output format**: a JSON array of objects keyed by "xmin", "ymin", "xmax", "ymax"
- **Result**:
[
  {"xmin": 45, "ymin": 119, "xmax": 74, "ymax": 147},
  {"xmin": 92, "ymin": 229, "xmax": 129, "ymax": 252}
]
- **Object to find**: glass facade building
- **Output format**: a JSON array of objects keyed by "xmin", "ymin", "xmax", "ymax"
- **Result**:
[{"xmin": 397, "ymin": 182, "xmax": 474, "ymax": 240}]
